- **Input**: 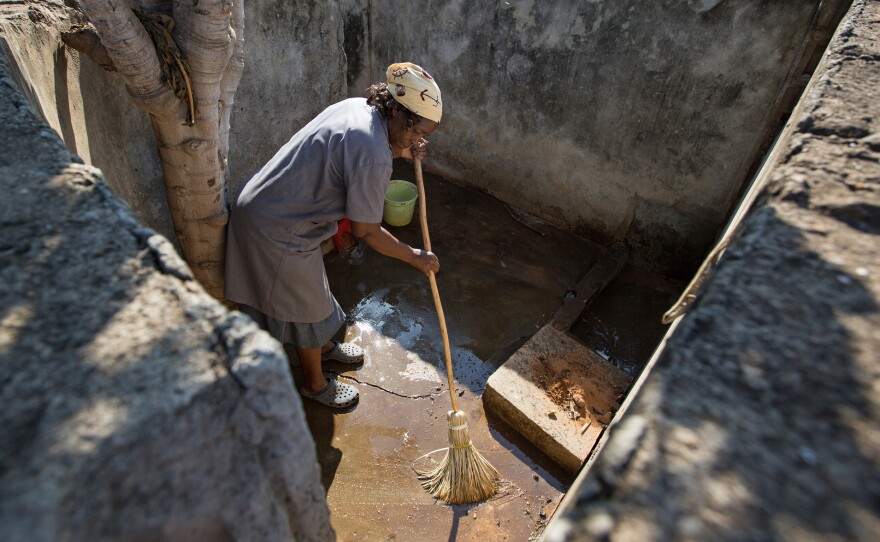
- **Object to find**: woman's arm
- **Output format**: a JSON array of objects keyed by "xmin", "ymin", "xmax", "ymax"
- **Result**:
[{"xmin": 349, "ymin": 221, "xmax": 439, "ymax": 276}]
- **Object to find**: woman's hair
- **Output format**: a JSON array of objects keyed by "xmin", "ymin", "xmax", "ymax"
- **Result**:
[{"xmin": 366, "ymin": 82, "xmax": 422, "ymax": 129}]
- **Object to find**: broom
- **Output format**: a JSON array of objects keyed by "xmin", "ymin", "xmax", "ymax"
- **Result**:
[{"xmin": 413, "ymin": 158, "xmax": 500, "ymax": 504}]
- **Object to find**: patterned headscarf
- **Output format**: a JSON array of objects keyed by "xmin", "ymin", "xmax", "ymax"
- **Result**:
[{"xmin": 385, "ymin": 62, "xmax": 442, "ymax": 123}]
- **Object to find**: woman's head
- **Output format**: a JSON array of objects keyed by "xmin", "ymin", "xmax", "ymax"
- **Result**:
[
  {"xmin": 381, "ymin": 62, "xmax": 442, "ymax": 122},
  {"xmin": 367, "ymin": 62, "xmax": 441, "ymax": 153},
  {"xmin": 366, "ymin": 82, "xmax": 415, "ymax": 121}
]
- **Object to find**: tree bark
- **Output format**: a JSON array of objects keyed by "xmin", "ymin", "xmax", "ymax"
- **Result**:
[{"xmin": 75, "ymin": 0, "xmax": 243, "ymax": 301}]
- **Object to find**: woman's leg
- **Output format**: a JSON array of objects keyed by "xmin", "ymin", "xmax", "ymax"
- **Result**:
[{"xmin": 296, "ymin": 343, "xmax": 338, "ymax": 394}]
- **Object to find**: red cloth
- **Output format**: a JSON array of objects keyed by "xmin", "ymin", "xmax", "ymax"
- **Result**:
[{"xmin": 333, "ymin": 218, "xmax": 354, "ymax": 251}]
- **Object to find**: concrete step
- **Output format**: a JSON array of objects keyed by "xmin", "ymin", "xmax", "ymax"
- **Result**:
[{"xmin": 484, "ymin": 324, "xmax": 632, "ymax": 473}]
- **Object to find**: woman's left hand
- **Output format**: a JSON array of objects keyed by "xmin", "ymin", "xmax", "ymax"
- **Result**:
[{"xmin": 401, "ymin": 138, "xmax": 429, "ymax": 161}]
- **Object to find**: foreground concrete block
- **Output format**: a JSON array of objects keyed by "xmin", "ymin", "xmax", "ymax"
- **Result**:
[
  {"xmin": 484, "ymin": 325, "xmax": 631, "ymax": 473},
  {"xmin": 0, "ymin": 49, "xmax": 333, "ymax": 542}
]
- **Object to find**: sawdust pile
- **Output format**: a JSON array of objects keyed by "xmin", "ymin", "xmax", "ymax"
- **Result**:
[{"xmin": 533, "ymin": 350, "xmax": 632, "ymax": 426}]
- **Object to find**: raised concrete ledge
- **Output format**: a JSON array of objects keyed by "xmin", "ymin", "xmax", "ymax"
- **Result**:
[
  {"xmin": 0, "ymin": 51, "xmax": 333, "ymax": 541},
  {"xmin": 485, "ymin": 325, "xmax": 631, "ymax": 474},
  {"xmin": 546, "ymin": 1, "xmax": 880, "ymax": 540},
  {"xmin": 485, "ymin": 252, "xmax": 629, "ymax": 474}
]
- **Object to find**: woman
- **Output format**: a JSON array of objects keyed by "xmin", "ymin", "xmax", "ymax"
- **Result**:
[{"xmin": 225, "ymin": 62, "xmax": 442, "ymax": 408}]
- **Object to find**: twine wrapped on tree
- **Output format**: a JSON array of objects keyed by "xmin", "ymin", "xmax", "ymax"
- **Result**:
[{"xmin": 134, "ymin": 9, "xmax": 197, "ymax": 125}]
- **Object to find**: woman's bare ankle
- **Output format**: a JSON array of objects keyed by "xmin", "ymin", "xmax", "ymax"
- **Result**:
[{"xmin": 304, "ymin": 376, "xmax": 329, "ymax": 394}]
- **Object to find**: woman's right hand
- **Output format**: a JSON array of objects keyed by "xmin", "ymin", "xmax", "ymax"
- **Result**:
[{"xmin": 410, "ymin": 248, "xmax": 440, "ymax": 276}]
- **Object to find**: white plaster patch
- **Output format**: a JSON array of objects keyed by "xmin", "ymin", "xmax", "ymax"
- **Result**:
[
  {"xmin": 350, "ymin": 289, "xmax": 394, "ymax": 331},
  {"xmin": 399, "ymin": 351, "xmax": 443, "ymax": 383}
]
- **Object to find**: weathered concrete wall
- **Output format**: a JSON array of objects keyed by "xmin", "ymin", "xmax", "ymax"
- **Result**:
[
  {"xmin": 342, "ymin": 0, "xmax": 849, "ymax": 276},
  {"xmin": 544, "ymin": 1, "xmax": 879, "ymax": 539},
  {"xmin": 2, "ymin": 1, "xmax": 849, "ymax": 278},
  {"xmin": 0, "ymin": 2, "xmax": 172, "ymax": 241},
  {"xmin": 0, "ymin": 47, "xmax": 333, "ymax": 542},
  {"xmin": 227, "ymin": 1, "xmax": 347, "ymax": 196},
  {"xmin": 0, "ymin": 1, "xmax": 349, "ymax": 244}
]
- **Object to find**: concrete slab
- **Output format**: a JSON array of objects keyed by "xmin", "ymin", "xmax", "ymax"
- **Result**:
[{"xmin": 484, "ymin": 325, "xmax": 632, "ymax": 474}]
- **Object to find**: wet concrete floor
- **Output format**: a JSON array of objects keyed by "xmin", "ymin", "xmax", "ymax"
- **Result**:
[{"xmin": 290, "ymin": 165, "xmax": 683, "ymax": 541}]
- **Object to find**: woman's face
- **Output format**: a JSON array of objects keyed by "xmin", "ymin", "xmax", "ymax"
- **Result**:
[{"xmin": 387, "ymin": 108, "xmax": 439, "ymax": 153}]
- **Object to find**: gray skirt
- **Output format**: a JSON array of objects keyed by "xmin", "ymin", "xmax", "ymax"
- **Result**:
[{"xmin": 239, "ymin": 298, "xmax": 346, "ymax": 349}]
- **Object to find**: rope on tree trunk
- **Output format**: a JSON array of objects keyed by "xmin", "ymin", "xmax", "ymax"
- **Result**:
[{"xmin": 134, "ymin": 8, "xmax": 197, "ymax": 126}]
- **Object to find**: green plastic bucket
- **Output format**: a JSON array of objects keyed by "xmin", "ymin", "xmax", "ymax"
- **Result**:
[{"xmin": 383, "ymin": 180, "xmax": 418, "ymax": 226}]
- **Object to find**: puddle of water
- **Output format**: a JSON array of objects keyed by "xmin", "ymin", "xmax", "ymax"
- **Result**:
[
  {"xmin": 350, "ymin": 288, "xmax": 395, "ymax": 327},
  {"xmin": 347, "ymin": 284, "xmax": 496, "ymax": 391}
]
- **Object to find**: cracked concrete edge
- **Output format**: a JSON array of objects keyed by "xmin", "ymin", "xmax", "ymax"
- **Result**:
[{"xmin": 217, "ymin": 312, "xmax": 336, "ymax": 541}]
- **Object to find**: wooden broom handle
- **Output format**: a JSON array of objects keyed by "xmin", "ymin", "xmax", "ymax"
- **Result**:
[{"xmin": 414, "ymin": 158, "xmax": 459, "ymax": 412}]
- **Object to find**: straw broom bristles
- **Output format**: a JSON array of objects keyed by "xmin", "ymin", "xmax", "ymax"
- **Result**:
[
  {"xmin": 413, "ymin": 158, "xmax": 500, "ymax": 504},
  {"xmin": 417, "ymin": 410, "xmax": 500, "ymax": 504}
]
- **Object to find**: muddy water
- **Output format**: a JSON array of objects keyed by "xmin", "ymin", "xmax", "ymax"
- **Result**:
[{"xmin": 293, "ymin": 166, "xmax": 677, "ymax": 541}]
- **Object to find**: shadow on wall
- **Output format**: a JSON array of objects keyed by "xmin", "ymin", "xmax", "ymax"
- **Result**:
[
  {"xmin": 0, "ymin": 156, "xmax": 331, "ymax": 541},
  {"xmin": 574, "ymin": 205, "xmax": 878, "ymax": 539},
  {"xmin": 0, "ymin": 37, "xmax": 49, "ymax": 125},
  {"xmin": 52, "ymin": 43, "xmax": 78, "ymax": 156},
  {"xmin": 1, "ymin": 44, "xmax": 332, "ymax": 536},
  {"xmin": 1, "ymin": 24, "xmax": 176, "ymax": 246}
]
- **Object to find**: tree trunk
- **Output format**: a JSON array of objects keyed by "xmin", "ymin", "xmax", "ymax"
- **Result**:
[{"xmin": 72, "ymin": 0, "xmax": 244, "ymax": 301}]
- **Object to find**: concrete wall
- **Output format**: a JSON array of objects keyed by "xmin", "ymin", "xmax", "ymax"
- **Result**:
[
  {"xmin": 1, "ymin": 0, "xmax": 847, "ymax": 277},
  {"xmin": 0, "ymin": 1, "xmax": 349, "ymax": 245},
  {"xmin": 0, "ymin": 5, "xmax": 172, "ymax": 241},
  {"xmin": 341, "ymin": 0, "xmax": 848, "ymax": 276},
  {"xmin": 227, "ymin": 1, "xmax": 347, "ymax": 195}
]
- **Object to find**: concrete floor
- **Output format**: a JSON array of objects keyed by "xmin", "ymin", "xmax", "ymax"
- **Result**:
[{"xmin": 290, "ymin": 166, "xmax": 681, "ymax": 541}]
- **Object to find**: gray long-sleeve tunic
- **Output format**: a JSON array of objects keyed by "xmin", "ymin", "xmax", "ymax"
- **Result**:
[{"xmin": 225, "ymin": 98, "xmax": 393, "ymax": 322}]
